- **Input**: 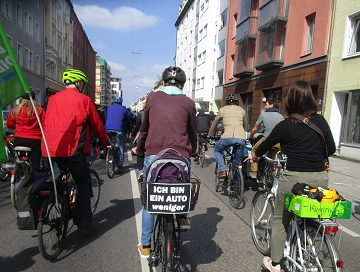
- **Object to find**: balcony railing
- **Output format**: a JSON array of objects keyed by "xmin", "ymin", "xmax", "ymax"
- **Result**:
[
  {"xmin": 236, "ymin": 16, "xmax": 258, "ymax": 43},
  {"xmin": 233, "ymin": 39, "xmax": 255, "ymax": 78}
]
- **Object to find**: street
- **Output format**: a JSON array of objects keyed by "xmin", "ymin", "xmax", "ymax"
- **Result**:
[{"xmin": 0, "ymin": 144, "xmax": 359, "ymax": 271}]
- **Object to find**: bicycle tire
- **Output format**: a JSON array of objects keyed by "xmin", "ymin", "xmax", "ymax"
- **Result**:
[
  {"xmin": 164, "ymin": 220, "xmax": 174, "ymax": 272},
  {"xmin": 290, "ymin": 223, "xmax": 341, "ymax": 272},
  {"xmin": 10, "ymin": 163, "xmax": 22, "ymax": 210},
  {"xmin": 250, "ymin": 190, "xmax": 274, "ymax": 255},
  {"xmin": 199, "ymin": 146, "xmax": 205, "ymax": 167},
  {"xmin": 89, "ymin": 169, "xmax": 100, "ymax": 214},
  {"xmin": 37, "ymin": 192, "xmax": 69, "ymax": 261},
  {"xmin": 0, "ymin": 168, "xmax": 9, "ymax": 181},
  {"xmin": 228, "ymin": 163, "xmax": 244, "ymax": 208},
  {"xmin": 214, "ymin": 163, "xmax": 221, "ymax": 192},
  {"xmin": 106, "ymin": 148, "xmax": 115, "ymax": 178}
]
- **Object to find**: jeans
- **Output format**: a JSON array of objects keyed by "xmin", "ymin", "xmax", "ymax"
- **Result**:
[
  {"xmin": 106, "ymin": 130, "xmax": 125, "ymax": 165},
  {"xmin": 214, "ymin": 138, "xmax": 245, "ymax": 172},
  {"xmin": 141, "ymin": 154, "xmax": 190, "ymax": 246},
  {"xmin": 54, "ymin": 153, "xmax": 92, "ymax": 226}
]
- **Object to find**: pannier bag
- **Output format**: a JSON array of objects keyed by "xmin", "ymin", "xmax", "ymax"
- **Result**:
[
  {"xmin": 14, "ymin": 163, "xmax": 48, "ymax": 230},
  {"xmin": 145, "ymin": 148, "xmax": 190, "ymax": 184}
]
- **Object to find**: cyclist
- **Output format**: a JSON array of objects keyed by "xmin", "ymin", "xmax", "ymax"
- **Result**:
[
  {"xmin": 105, "ymin": 96, "xmax": 132, "ymax": 169},
  {"xmin": 42, "ymin": 68, "xmax": 109, "ymax": 234},
  {"xmin": 208, "ymin": 94, "xmax": 246, "ymax": 179},
  {"xmin": 132, "ymin": 66, "xmax": 197, "ymax": 259},
  {"xmin": 194, "ymin": 108, "xmax": 211, "ymax": 162},
  {"xmin": 248, "ymin": 98, "xmax": 284, "ymax": 180},
  {"xmin": 246, "ymin": 81, "xmax": 336, "ymax": 272},
  {"xmin": 6, "ymin": 91, "xmax": 45, "ymax": 170}
]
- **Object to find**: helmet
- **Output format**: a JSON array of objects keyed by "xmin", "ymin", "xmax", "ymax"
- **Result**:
[
  {"xmin": 113, "ymin": 96, "xmax": 123, "ymax": 103},
  {"xmin": 226, "ymin": 94, "xmax": 239, "ymax": 103},
  {"xmin": 62, "ymin": 69, "xmax": 88, "ymax": 85},
  {"xmin": 162, "ymin": 66, "xmax": 186, "ymax": 85}
]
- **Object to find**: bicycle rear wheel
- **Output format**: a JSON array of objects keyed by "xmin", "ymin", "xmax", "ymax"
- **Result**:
[
  {"xmin": 10, "ymin": 163, "xmax": 22, "ymax": 210},
  {"xmin": 250, "ymin": 190, "xmax": 274, "ymax": 255},
  {"xmin": 290, "ymin": 223, "xmax": 341, "ymax": 272},
  {"xmin": 228, "ymin": 163, "xmax": 244, "ymax": 208},
  {"xmin": 163, "ymin": 220, "xmax": 174, "ymax": 272},
  {"xmin": 37, "ymin": 193, "xmax": 69, "ymax": 261},
  {"xmin": 106, "ymin": 148, "xmax": 115, "ymax": 178},
  {"xmin": 214, "ymin": 163, "xmax": 221, "ymax": 192},
  {"xmin": 89, "ymin": 169, "xmax": 100, "ymax": 214},
  {"xmin": 199, "ymin": 145, "xmax": 205, "ymax": 167}
]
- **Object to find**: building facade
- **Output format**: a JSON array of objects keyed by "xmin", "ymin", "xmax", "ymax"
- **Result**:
[
  {"xmin": 96, "ymin": 56, "xmax": 112, "ymax": 106},
  {"xmin": 110, "ymin": 77, "xmax": 122, "ymax": 100},
  {"xmin": 325, "ymin": 0, "xmax": 360, "ymax": 159},
  {"xmin": 0, "ymin": 0, "xmax": 45, "ymax": 108},
  {"xmin": 224, "ymin": 0, "xmax": 333, "ymax": 131}
]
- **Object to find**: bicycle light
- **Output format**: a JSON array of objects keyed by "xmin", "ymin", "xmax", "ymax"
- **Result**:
[
  {"xmin": 336, "ymin": 260, "xmax": 344, "ymax": 268},
  {"xmin": 324, "ymin": 225, "xmax": 339, "ymax": 233}
]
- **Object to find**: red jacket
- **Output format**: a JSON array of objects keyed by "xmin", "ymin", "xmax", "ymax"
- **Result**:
[
  {"xmin": 41, "ymin": 88, "xmax": 108, "ymax": 157},
  {"xmin": 6, "ymin": 106, "xmax": 45, "ymax": 140}
]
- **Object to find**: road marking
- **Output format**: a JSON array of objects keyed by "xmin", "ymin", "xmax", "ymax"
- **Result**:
[
  {"xmin": 333, "ymin": 182, "xmax": 352, "ymax": 186},
  {"xmin": 342, "ymin": 226, "xmax": 360, "ymax": 237},
  {"xmin": 129, "ymin": 150, "xmax": 148, "ymax": 272}
]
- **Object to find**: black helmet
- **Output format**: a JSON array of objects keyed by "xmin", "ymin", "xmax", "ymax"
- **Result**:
[
  {"xmin": 162, "ymin": 66, "xmax": 186, "ymax": 85},
  {"xmin": 226, "ymin": 94, "xmax": 238, "ymax": 103}
]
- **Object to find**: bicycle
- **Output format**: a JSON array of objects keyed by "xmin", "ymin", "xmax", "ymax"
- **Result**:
[
  {"xmin": 145, "ymin": 178, "xmax": 201, "ymax": 272},
  {"xmin": 196, "ymin": 133, "xmax": 208, "ymax": 167},
  {"xmin": 106, "ymin": 131, "xmax": 119, "ymax": 178},
  {"xmin": 250, "ymin": 152, "xmax": 287, "ymax": 255},
  {"xmin": 251, "ymin": 154, "xmax": 346, "ymax": 271},
  {"xmin": 214, "ymin": 143, "xmax": 244, "ymax": 209},
  {"xmin": 36, "ymin": 159, "xmax": 100, "ymax": 260}
]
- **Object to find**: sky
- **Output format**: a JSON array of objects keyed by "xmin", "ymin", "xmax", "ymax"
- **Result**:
[{"xmin": 72, "ymin": 0, "xmax": 183, "ymax": 107}]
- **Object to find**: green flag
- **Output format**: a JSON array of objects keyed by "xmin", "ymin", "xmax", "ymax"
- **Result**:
[{"xmin": 0, "ymin": 24, "xmax": 30, "ymax": 162}]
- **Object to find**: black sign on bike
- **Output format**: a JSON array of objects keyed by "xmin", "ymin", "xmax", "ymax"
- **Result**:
[{"xmin": 146, "ymin": 183, "xmax": 191, "ymax": 214}]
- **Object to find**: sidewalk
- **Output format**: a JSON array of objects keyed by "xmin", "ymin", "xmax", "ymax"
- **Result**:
[{"xmin": 329, "ymin": 154, "xmax": 360, "ymax": 179}]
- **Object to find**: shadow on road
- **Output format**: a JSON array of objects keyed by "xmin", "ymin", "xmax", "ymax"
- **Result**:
[
  {"xmin": 0, "ymin": 246, "xmax": 39, "ymax": 271},
  {"xmin": 178, "ymin": 207, "xmax": 223, "ymax": 271}
]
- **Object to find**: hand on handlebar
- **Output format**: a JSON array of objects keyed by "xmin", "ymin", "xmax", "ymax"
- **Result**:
[{"xmin": 244, "ymin": 153, "xmax": 259, "ymax": 163}]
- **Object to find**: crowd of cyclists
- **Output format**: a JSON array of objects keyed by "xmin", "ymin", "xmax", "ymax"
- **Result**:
[{"xmin": 4, "ymin": 65, "xmax": 335, "ymax": 271}]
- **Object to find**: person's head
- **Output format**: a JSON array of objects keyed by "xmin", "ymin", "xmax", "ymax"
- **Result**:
[
  {"xmin": 284, "ymin": 80, "xmax": 317, "ymax": 118},
  {"xmin": 21, "ymin": 91, "xmax": 36, "ymax": 101},
  {"xmin": 198, "ymin": 109, "xmax": 205, "ymax": 115},
  {"xmin": 225, "ymin": 93, "xmax": 239, "ymax": 106},
  {"xmin": 265, "ymin": 98, "xmax": 279, "ymax": 109},
  {"xmin": 13, "ymin": 91, "xmax": 39, "ymax": 118},
  {"xmin": 162, "ymin": 66, "xmax": 186, "ymax": 89},
  {"xmin": 113, "ymin": 96, "xmax": 123, "ymax": 104},
  {"xmin": 62, "ymin": 68, "xmax": 88, "ymax": 93}
]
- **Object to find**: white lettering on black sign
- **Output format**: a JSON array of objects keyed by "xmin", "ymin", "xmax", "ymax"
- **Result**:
[{"xmin": 146, "ymin": 183, "xmax": 191, "ymax": 214}]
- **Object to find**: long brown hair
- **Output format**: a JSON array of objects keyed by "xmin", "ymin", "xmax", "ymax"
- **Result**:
[
  {"xmin": 284, "ymin": 80, "xmax": 317, "ymax": 118},
  {"xmin": 11, "ymin": 98, "xmax": 40, "ymax": 119}
]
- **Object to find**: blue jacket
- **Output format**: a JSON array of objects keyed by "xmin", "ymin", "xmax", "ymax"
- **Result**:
[{"xmin": 105, "ymin": 104, "xmax": 132, "ymax": 132}]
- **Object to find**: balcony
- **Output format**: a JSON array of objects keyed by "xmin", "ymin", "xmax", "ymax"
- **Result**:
[
  {"xmin": 259, "ymin": 0, "xmax": 289, "ymax": 28},
  {"xmin": 233, "ymin": 39, "xmax": 255, "ymax": 78},
  {"xmin": 236, "ymin": 16, "xmax": 258, "ymax": 43}
]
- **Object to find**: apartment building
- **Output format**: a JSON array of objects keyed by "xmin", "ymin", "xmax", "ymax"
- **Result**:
[
  {"xmin": 224, "ymin": 0, "xmax": 333, "ymax": 131},
  {"xmin": 110, "ymin": 77, "xmax": 122, "ymax": 99},
  {"xmin": 0, "ymin": 0, "xmax": 45, "ymax": 108},
  {"xmin": 176, "ymin": 0, "xmax": 226, "ymax": 113},
  {"xmin": 325, "ymin": 0, "xmax": 360, "ymax": 159},
  {"xmin": 96, "ymin": 56, "xmax": 112, "ymax": 106}
]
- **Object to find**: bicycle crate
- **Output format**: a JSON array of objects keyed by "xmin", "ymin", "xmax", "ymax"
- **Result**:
[
  {"xmin": 284, "ymin": 193, "xmax": 352, "ymax": 219},
  {"xmin": 143, "ymin": 179, "xmax": 200, "ymax": 214}
]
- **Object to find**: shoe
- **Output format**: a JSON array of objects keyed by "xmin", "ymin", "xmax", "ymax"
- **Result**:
[
  {"xmin": 217, "ymin": 170, "xmax": 227, "ymax": 178},
  {"xmin": 178, "ymin": 217, "xmax": 191, "ymax": 230},
  {"xmin": 79, "ymin": 220, "xmax": 98, "ymax": 234},
  {"xmin": 117, "ymin": 164, "xmax": 123, "ymax": 169},
  {"xmin": 250, "ymin": 171, "xmax": 257, "ymax": 179},
  {"xmin": 138, "ymin": 243, "xmax": 151, "ymax": 258},
  {"xmin": 137, "ymin": 171, "xmax": 143, "ymax": 183},
  {"xmin": 262, "ymin": 257, "xmax": 280, "ymax": 272}
]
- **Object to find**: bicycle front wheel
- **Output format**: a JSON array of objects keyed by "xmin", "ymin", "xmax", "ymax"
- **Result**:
[
  {"xmin": 37, "ymin": 193, "xmax": 69, "ymax": 261},
  {"xmin": 214, "ymin": 163, "xmax": 221, "ymax": 192},
  {"xmin": 290, "ymin": 223, "xmax": 341, "ymax": 272},
  {"xmin": 228, "ymin": 163, "xmax": 244, "ymax": 208},
  {"xmin": 106, "ymin": 148, "xmax": 115, "ymax": 178},
  {"xmin": 89, "ymin": 169, "xmax": 100, "ymax": 214},
  {"xmin": 250, "ymin": 190, "xmax": 274, "ymax": 255},
  {"xmin": 199, "ymin": 145, "xmax": 206, "ymax": 167}
]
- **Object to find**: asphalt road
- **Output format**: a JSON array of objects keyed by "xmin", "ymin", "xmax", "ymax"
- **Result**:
[{"xmin": 0, "ymin": 144, "xmax": 359, "ymax": 271}]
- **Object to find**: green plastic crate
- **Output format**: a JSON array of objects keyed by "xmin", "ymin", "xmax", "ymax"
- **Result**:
[{"xmin": 284, "ymin": 193, "xmax": 352, "ymax": 219}]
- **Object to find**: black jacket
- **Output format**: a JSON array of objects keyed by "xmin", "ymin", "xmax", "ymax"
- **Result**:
[{"xmin": 196, "ymin": 109, "xmax": 211, "ymax": 133}]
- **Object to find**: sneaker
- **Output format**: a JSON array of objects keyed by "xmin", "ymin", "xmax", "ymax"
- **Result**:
[
  {"xmin": 137, "ymin": 243, "xmax": 151, "ymax": 258},
  {"xmin": 217, "ymin": 170, "xmax": 227, "ymax": 178},
  {"xmin": 262, "ymin": 257, "xmax": 280, "ymax": 272},
  {"xmin": 79, "ymin": 220, "xmax": 98, "ymax": 234},
  {"xmin": 137, "ymin": 171, "xmax": 143, "ymax": 183},
  {"xmin": 178, "ymin": 217, "xmax": 191, "ymax": 230}
]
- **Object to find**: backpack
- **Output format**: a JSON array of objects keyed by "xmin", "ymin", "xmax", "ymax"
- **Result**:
[{"xmin": 146, "ymin": 148, "xmax": 190, "ymax": 184}]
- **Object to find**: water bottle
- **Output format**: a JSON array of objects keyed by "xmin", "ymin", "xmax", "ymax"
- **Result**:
[{"xmin": 71, "ymin": 189, "xmax": 77, "ymax": 208}]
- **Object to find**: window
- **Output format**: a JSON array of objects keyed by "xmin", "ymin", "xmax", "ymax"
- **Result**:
[
  {"xmin": 24, "ymin": 48, "xmax": 29, "ymax": 69},
  {"xmin": 29, "ymin": 51, "xmax": 33, "ymax": 70},
  {"xmin": 195, "ymin": 34, "xmax": 198, "ymax": 47},
  {"xmin": 200, "ymin": 77, "xmax": 204, "ymax": 89},
  {"xmin": 199, "ymin": 29, "xmax": 203, "ymax": 41},
  {"xmin": 17, "ymin": 43, "xmax": 23, "ymax": 66},
  {"xmin": 198, "ymin": 54, "xmax": 202, "ymax": 66},
  {"xmin": 16, "ymin": 3, "xmax": 22, "ymax": 28},
  {"xmin": 36, "ymin": 55, "xmax": 40, "ymax": 74},
  {"xmin": 220, "ymin": 9, "xmax": 228, "ymax": 29},
  {"xmin": 347, "ymin": 14, "xmax": 360, "ymax": 56},
  {"xmin": 24, "ymin": 10, "xmax": 29, "ymax": 34},
  {"xmin": 0, "ymin": 0, "xmax": 12, "ymax": 19},
  {"xmin": 35, "ymin": 22, "xmax": 40, "ymax": 43},
  {"xmin": 344, "ymin": 90, "xmax": 360, "ymax": 144},
  {"xmin": 202, "ymin": 51, "xmax": 206, "ymax": 63},
  {"xmin": 217, "ymin": 69, "xmax": 224, "ymax": 85},
  {"xmin": 196, "ymin": 79, "xmax": 200, "ymax": 89},
  {"xmin": 305, "ymin": 15, "xmax": 315, "ymax": 55},
  {"xmin": 193, "ymin": 56, "xmax": 197, "ymax": 67},
  {"xmin": 204, "ymin": 24, "xmax": 208, "ymax": 37},
  {"xmin": 219, "ymin": 39, "xmax": 226, "ymax": 57},
  {"xmin": 29, "ymin": 15, "xmax": 33, "ymax": 37}
]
